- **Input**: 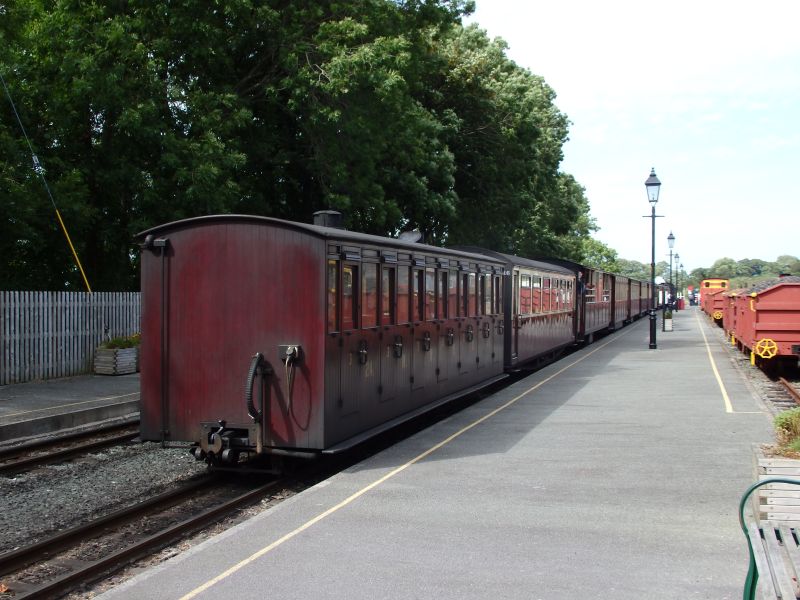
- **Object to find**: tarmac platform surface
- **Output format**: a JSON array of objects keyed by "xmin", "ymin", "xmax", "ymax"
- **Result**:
[
  {"xmin": 90, "ymin": 308, "xmax": 775, "ymax": 600},
  {"xmin": 0, "ymin": 373, "xmax": 139, "ymax": 443}
]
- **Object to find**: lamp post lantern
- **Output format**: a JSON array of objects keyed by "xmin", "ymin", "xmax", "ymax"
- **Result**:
[{"xmin": 645, "ymin": 168, "xmax": 661, "ymax": 349}]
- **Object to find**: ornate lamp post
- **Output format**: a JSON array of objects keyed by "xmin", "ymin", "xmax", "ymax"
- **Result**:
[
  {"xmin": 667, "ymin": 231, "xmax": 675, "ymax": 307},
  {"xmin": 645, "ymin": 168, "xmax": 662, "ymax": 349}
]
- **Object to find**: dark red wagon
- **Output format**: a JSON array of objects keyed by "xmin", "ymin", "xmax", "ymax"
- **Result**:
[
  {"xmin": 732, "ymin": 276, "xmax": 800, "ymax": 367},
  {"xmin": 137, "ymin": 214, "xmax": 506, "ymax": 463}
]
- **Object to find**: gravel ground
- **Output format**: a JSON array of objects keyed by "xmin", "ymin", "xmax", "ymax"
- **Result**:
[{"xmin": 0, "ymin": 441, "xmax": 207, "ymax": 552}]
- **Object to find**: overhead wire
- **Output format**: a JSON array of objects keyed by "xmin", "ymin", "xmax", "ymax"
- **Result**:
[{"xmin": 0, "ymin": 70, "xmax": 92, "ymax": 293}]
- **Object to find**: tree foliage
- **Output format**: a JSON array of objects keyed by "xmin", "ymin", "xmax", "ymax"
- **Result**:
[{"xmin": 2, "ymin": 1, "xmax": 599, "ymax": 290}]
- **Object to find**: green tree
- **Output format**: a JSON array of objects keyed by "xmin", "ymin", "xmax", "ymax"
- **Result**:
[
  {"xmin": 3, "ymin": 1, "xmax": 601, "ymax": 291},
  {"xmin": 433, "ymin": 25, "xmax": 576, "ymax": 255},
  {"xmin": 577, "ymin": 237, "xmax": 619, "ymax": 272},
  {"xmin": 615, "ymin": 259, "xmax": 650, "ymax": 281},
  {"xmin": 1, "ymin": 0, "xmax": 474, "ymax": 289},
  {"xmin": 772, "ymin": 255, "xmax": 800, "ymax": 276}
]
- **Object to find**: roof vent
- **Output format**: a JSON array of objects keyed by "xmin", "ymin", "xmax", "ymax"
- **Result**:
[{"xmin": 313, "ymin": 210, "xmax": 345, "ymax": 229}]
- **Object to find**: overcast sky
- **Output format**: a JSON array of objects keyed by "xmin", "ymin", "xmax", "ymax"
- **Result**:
[{"xmin": 466, "ymin": 0, "xmax": 799, "ymax": 272}]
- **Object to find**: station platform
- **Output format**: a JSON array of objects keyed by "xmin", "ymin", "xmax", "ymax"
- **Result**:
[
  {"xmin": 0, "ymin": 373, "xmax": 140, "ymax": 444},
  {"xmin": 96, "ymin": 308, "xmax": 774, "ymax": 599}
]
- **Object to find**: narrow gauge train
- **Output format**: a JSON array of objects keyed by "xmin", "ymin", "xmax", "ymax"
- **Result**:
[{"xmin": 137, "ymin": 213, "xmax": 654, "ymax": 465}]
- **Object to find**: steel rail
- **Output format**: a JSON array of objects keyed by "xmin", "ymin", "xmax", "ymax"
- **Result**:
[
  {"xmin": 0, "ymin": 475, "xmax": 216, "ymax": 576},
  {"xmin": 0, "ymin": 420, "xmax": 139, "ymax": 460},
  {"xmin": 779, "ymin": 377, "xmax": 800, "ymax": 405},
  {"xmin": 9, "ymin": 479, "xmax": 281, "ymax": 599},
  {"xmin": 0, "ymin": 431, "xmax": 139, "ymax": 475}
]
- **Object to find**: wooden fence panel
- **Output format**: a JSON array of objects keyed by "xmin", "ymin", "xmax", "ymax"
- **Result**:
[{"xmin": 0, "ymin": 291, "xmax": 141, "ymax": 385}]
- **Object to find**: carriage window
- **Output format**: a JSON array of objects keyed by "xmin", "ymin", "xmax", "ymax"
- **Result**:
[
  {"xmin": 327, "ymin": 260, "xmax": 338, "ymax": 332},
  {"xmin": 543, "ymin": 277, "xmax": 552, "ymax": 312},
  {"xmin": 414, "ymin": 268, "xmax": 424, "ymax": 322},
  {"xmin": 493, "ymin": 275, "xmax": 502, "ymax": 314},
  {"xmin": 513, "ymin": 272, "xmax": 519, "ymax": 316},
  {"xmin": 565, "ymin": 280, "xmax": 573, "ymax": 310},
  {"xmin": 520, "ymin": 274, "xmax": 532, "ymax": 314},
  {"xmin": 529, "ymin": 275, "xmax": 539, "ymax": 313},
  {"xmin": 362, "ymin": 263, "xmax": 378, "ymax": 328},
  {"xmin": 448, "ymin": 271, "xmax": 457, "ymax": 318},
  {"xmin": 481, "ymin": 275, "xmax": 492, "ymax": 315},
  {"xmin": 468, "ymin": 273, "xmax": 476, "ymax": 315},
  {"xmin": 342, "ymin": 264, "xmax": 358, "ymax": 330},
  {"xmin": 552, "ymin": 279, "xmax": 560, "ymax": 311},
  {"xmin": 382, "ymin": 266, "xmax": 395, "ymax": 325},
  {"xmin": 460, "ymin": 274, "xmax": 467, "ymax": 316},
  {"xmin": 397, "ymin": 267, "xmax": 410, "ymax": 323},
  {"xmin": 586, "ymin": 273, "xmax": 598, "ymax": 304},
  {"xmin": 424, "ymin": 268, "xmax": 436, "ymax": 320},
  {"xmin": 602, "ymin": 275, "xmax": 611, "ymax": 302},
  {"xmin": 439, "ymin": 271, "xmax": 448, "ymax": 319}
]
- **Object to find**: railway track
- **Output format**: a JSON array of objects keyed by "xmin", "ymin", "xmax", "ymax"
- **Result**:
[
  {"xmin": 0, "ymin": 422, "xmax": 140, "ymax": 476},
  {"xmin": 779, "ymin": 377, "xmax": 800, "ymax": 406},
  {"xmin": 0, "ymin": 473, "xmax": 283, "ymax": 599}
]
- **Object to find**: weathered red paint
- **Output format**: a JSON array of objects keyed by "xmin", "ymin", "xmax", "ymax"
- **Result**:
[{"xmin": 733, "ymin": 278, "xmax": 800, "ymax": 360}]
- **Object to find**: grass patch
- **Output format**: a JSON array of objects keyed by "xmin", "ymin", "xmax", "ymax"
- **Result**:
[{"xmin": 775, "ymin": 407, "xmax": 800, "ymax": 454}]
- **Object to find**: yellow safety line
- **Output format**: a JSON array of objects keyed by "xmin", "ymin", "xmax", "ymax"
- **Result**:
[
  {"xmin": 694, "ymin": 310, "xmax": 734, "ymax": 413},
  {"xmin": 1, "ymin": 392, "xmax": 139, "ymax": 419},
  {"xmin": 179, "ymin": 328, "xmax": 633, "ymax": 600}
]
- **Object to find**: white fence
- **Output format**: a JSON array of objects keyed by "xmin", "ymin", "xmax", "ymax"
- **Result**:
[{"xmin": 0, "ymin": 291, "xmax": 141, "ymax": 385}]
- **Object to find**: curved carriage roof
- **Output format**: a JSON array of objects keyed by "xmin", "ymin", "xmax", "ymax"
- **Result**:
[
  {"xmin": 450, "ymin": 246, "xmax": 574, "ymax": 276},
  {"xmin": 136, "ymin": 214, "xmax": 504, "ymax": 265}
]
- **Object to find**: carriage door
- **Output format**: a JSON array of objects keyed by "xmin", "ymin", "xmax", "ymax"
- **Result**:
[
  {"xmin": 475, "ymin": 273, "xmax": 491, "ymax": 372},
  {"xmin": 410, "ymin": 266, "xmax": 435, "ymax": 406},
  {"xmin": 436, "ymin": 269, "xmax": 457, "ymax": 386},
  {"xmin": 325, "ymin": 259, "xmax": 342, "ymax": 424},
  {"xmin": 340, "ymin": 262, "xmax": 380, "ymax": 427},
  {"xmin": 492, "ymin": 273, "xmax": 504, "ymax": 368},
  {"xmin": 459, "ymin": 271, "xmax": 477, "ymax": 376},
  {"xmin": 379, "ymin": 263, "xmax": 410, "ymax": 414}
]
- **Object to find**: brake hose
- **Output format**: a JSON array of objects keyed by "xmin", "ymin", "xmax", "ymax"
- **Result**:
[{"xmin": 245, "ymin": 352, "xmax": 265, "ymax": 422}]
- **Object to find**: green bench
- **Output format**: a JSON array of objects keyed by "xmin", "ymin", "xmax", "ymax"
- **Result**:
[{"xmin": 740, "ymin": 478, "xmax": 800, "ymax": 599}]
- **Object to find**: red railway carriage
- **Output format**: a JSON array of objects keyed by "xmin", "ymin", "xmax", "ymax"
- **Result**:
[
  {"xmin": 137, "ymin": 215, "xmax": 506, "ymax": 462},
  {"xmin": 629, "ymin": 279, "xmax": 651, "ymax": 320},
  {"xmin": 541, "ymin": 260, "xmax": 614, "ymax": 343},
  {"xmin": 611, "ymin": 275, "xmax": 633, "ymax": 329},
  {"xmin": 733, "ymin": 276, "xmax": 800, "ymax": 366},
  {"xmin": 453, "ymin": 248, "xmax": 577, "ymax": 368}
]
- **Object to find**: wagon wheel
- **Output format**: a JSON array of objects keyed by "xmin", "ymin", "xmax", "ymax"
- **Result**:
[
  {"xmin": 754, "ymin": 338, "xmax": 778, "ymax": 359},
  {"xmin": 712, "ymin": 310, "xmax": 723, "ymax": 321}
]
